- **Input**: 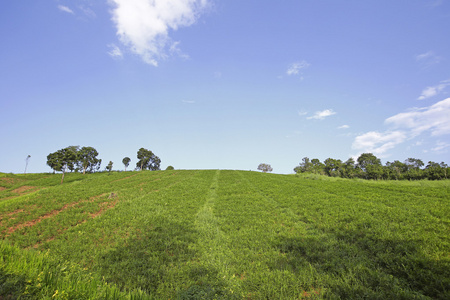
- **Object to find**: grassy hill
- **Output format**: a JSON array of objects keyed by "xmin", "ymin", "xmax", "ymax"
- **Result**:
[{"xmin": 0, "ymin": 170, "xmax": 449, "ymax": 299}]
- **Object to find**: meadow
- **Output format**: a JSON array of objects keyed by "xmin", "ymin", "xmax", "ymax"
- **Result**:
[{"xmin": 0, "ymin": 170, "xmax": 448, "ymax": 299}]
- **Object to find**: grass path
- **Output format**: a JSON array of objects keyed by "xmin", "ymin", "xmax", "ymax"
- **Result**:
[{"xmin": 193, "ymin": 170, "xmax": 242, "ymax": 297}]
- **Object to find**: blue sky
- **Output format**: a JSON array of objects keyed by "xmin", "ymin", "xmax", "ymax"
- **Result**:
[{"xmin": 1, "ymin": 0, "xmax": 450, "ymax": 174}]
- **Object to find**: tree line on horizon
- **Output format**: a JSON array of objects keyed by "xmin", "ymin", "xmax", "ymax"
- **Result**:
[
  {"xmin": 46, "ymin": 146, "xmax": 164, "ymax": 183},
  {"xmin": 292, "ymin": 153, "xmax": 449, "ymax": 180}
]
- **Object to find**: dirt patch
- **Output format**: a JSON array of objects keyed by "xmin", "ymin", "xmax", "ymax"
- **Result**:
[
  {"xmin": 89, "ymin": 200, "xmax": 118, "ymax": 218},
  {"xmin": 11, "ymin": 186, "xmax": 38, "ymax": 194},
  {"xmin": 0, "ymin": 187, "xmax": 6, "ymax": 191},
  {"xmin": 5, "ymin": 201, "xmax": 82, "ymax": 235}
]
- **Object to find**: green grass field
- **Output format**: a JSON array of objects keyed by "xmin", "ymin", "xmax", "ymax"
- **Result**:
[{"xmin": 0, "ymin": 170, "xmax": 449, "ymax": 299}]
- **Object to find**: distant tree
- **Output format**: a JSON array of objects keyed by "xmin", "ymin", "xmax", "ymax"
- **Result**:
[
  {"xmin": 257, "ymin": 163, "xmax": 273, "ymax": 173},
  {"xmin": 106, "ymin": 161, "xmax": 113, "ymax": 173},
  {"xmin": 166, "ymin": 165, "xmax": 174, "ymax": 170},
  {"xmin": 24, "ymin": 155, "xmax": 31, "ymax": 174},
  {"xmin": 385, "ymin": 160, "xmax": 407, "ymax": 180},
  {"xmin": 342, "ymin": 158, "xmax": 357, "ymax": 178},
  {"xmin": 46, "ymin": 147, "xmax": 78, "ymax": 183},
  {"xmin": 294, "ymin": 157, "xmax": 312, "ymax": 173},
  {"xmin": 136, "ymin": 148, "xmax": 161, "ymax": 171},
  {"xmin": 357, "ymin": 153, "xmax": 383, "ymax": 179},
  {"xmin": 66, "ymin": 146, "xmax": 80, "ymax": 172},
  {"xmin": 122, "ymin": 157, "xmax": 131, "ymax": 171},
  {"xmin": 77, "ymin": 146, "xmax": 101, "ymax": 174},
  {"xmin": 310, "ymin": 159, "xmax": 325, "ymax": 175},
  {"xmin": 324, "ymin": 158, "xmax": 343, "ymax": 177}
]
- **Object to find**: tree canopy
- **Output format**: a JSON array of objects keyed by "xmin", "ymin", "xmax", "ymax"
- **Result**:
[
  {"xmin": 136, "ymin": 148, "xmax": 161, "ymax": 171},
  {"xmin": 257, "ymin": 163, "xmax": 273, "ymax": 173},
  {"xmin": 122, "ymin": 157, "xmax": 131, "ymax": 171},
  {"xmin": 77, "ymin": 147, "xmax": 101, "ymax": 174}
]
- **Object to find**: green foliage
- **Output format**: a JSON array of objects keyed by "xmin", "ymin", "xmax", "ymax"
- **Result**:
[
  {"xmin": 0, "ymin": 171, "xmax": 448, "ymax": 299},
  {"xmin": 78, "ymin": 146, "xmax": 101, "ymax": 174},
  {"xmin": 257, "ymin": 163, "xmax": 273, "ymax": 173},
  {"xmin": 136, "ymin": 148, "xmax": 161, "ymax": 171},
  {"xmin": 295, "ymin": 154, "xmax": 450, "ymax": 181},
  {"xmin": 165, "ymin": 165, "xmax": 174, "ymax": 170},
  {"xmin": 106, "ymin": 161, "xmax": 113, "ymax": 173},
  {"xmin": 122, "ymin": 157, "xmax": 131, "ymax": 171}
]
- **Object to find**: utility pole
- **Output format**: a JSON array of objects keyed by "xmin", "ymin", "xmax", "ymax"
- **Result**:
[{"xmin": 24, "ymin": 155, "xmax": 31, "ymax": 174}]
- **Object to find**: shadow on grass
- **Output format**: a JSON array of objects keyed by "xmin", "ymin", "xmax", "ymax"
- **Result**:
[
  {"xmin": 274, "ymin": 230, "xmax": 449, "ymax": 299},
  {"xmin": 95, "ymin": 217, "xmax": 236, "ymax": 299},
  {"xmin": 0, "ymin": 270, "xmax": 27, "ymax": 299}
]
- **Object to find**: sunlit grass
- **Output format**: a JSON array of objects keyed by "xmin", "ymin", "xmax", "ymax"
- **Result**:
[{"xmin": 0, "ymin": 170, "xmax": 448, "ymax": 299}]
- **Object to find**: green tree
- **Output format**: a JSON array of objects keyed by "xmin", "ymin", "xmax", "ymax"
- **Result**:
[
  {"xmin": 165, "ymin": 165, "xmax": 174, "ymax": 170},
  {"xmin": 324, "ymin": 158, "xmax": 343, "ymax": 177},
  {"xmin": 77, "ymin": 147, "xmax": 101, "ymax": 174},
  {"xmin": 357, "ymin": 153, "xmax": 382, "ymax": 179},
  {"xmin": 46, "ymin": 147, "xmax": 78, "ymax": 183},
  {"xmin": 311, "ymin": 159, "xmax": 325, "ymax": 175},
  {"xmin": 122, "ymin": 157, "xmax": 131, "ymax": 171},
  {"xmin": 385, "ymin": 160, "xmax": 407, "ymax": 180},
  {"xmin": 136, "ymin": 148, "xmax": 161, "ymax": 171},
  {"xmin": 106, "ymin": 161, "xmax": 113, "ymax": 173},
  {"xmin": 342, "ymin": 158, "xmax": 357, "ymax": 178},
  {"xmin": 257, "ymin": 163, "xmax": 273, "ymax": 173}
]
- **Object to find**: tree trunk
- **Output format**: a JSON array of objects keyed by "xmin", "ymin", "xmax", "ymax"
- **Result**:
[{"xmin": 61, "ymin": 166, "xmax": 66, "ymax": 184}]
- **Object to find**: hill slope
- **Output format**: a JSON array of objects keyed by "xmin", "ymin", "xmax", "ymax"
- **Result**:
[{"xmin": 1, "ymin": 170, "xmax": 449, "ymax": 299}]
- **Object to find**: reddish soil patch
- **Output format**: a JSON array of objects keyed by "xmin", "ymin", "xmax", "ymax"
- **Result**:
[
  {"xmin": 11, "ymin": 186, "xmax": 38, "ymax": 194},
  {"xmin": 0, "ymin": 187, "xmax": 6, "ymax": 191},
  {"xmin": 89, "ymin": 200, "xmax": 118, "ymax": 218},
  {"xmin": 0, "ymin": 178, "xmax": 19, "ymax": 184},
  {"xmin": 5, "ymin": 201, "xmax": 81, "ymax": 235}
]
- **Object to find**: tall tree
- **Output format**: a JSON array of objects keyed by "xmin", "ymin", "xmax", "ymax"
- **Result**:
[
  {"xmin": 324, "ymin": 158, "xmax": 343, "ymax": 177},
  {"xmin": 106, "ymin": 161, "xmax": 113, "ymax": 173},
  {"xmin": 136, "ymin": 148, "xmax": 161, "ymax": 171},
  {"xmin": 122, "ymin": 157, "xmax": 131, "ymax": 171},
  {"xmin": 77, "ymin": 147, "xmax": 101, "ymax": 174},
  {"xmin": 47, "ymin": 147, "xmax": 78, "ymax": 183}
]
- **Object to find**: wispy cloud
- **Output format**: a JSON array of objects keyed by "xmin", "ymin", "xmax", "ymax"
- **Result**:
[
  {"xmin": 386, "ymin": 98, "xmax": 450, "ymax": 136},
  {"xmin": 338, "ymin": 125, "xmax": 350, "ymax": 129},
  {"xmin": 108, "ymin": 0, "xmax": 210, "ymax": 66},
  {"xmin": 58, "ymin": 5, "xmax": 74, "ymax": 14},
  {"xmin": 182, "ymin": 100, "xmax": 195, "ymax": 104},
  {"xmin": 307, "ymin": 109, "xmax": 336, "ymax": 120},
  {"xmin": 287, "ymin": 61, "xmax": 310, "ymax": 76},
  {"xmin": 107, "ymin": 44, "xmax": 123, "ymax": 59},
  {"xmin": 431, "ymin": 140, "xmax": 450, "ymax": 153},
  {"xmin": 352, "ymin": 131, "xmax": 407, "ymax": 157},
  {"xmin": 418, "ymin": 79, "xmax": 450, "ymax": 100},
  {"xmin": 352, "ymin": 98, "xmax": 450, "ymax": 156}
]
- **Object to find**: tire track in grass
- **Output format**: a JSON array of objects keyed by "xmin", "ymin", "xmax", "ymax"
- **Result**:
[{"xmin": 194, "ymin": 170, "xmax": 240, "ymax": 295}]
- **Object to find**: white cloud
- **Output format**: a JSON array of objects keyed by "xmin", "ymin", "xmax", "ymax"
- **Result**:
[
  {"xmin": 431, "ymin": 141, "xmax": 450, "ymax": 153},
  {"xmin": 107, "ymin": 44, "xmax": 123, "ymax": 59},
  {"xmin": 297, "ymin": 110, "xmax": 308, "ymax": 116},
  {"xmin": 338, "ymin": 125, "xmax": 350, "ymax": 129},
  {"xmin": 108, "ymin": 0, "xmax": 210, "ymax": 66},
  {"xmin": 287, "ymin": 61, "xmax": 310, "ymax": 76},
  {"xmin": 385, "ymin": 98, "xmax": 450, "ymax": 136},
  {"xmin": 182, "ymin": 100, "xmax": 195, "ymax": 104},
  {"xmin": 352, "ymin": 98, "xmax": 450, "ymax": 156},
  {"xmin": 58, "ymin": 5, "xmax": 74, "ymax": 14},
  {"xmin": 352, "ymin": 131, "xmax": 407, "ymax": 157},
  {"xmin": 418, "ymin": 79, "xmax": 450, "ymax": 100},
  {"xmin": 307, "ymin": 109, "xmax": 336, "ymax": 120},
  {"xmin": 79, "ymin": 6, "xmax": 96, "ymax": 18}
]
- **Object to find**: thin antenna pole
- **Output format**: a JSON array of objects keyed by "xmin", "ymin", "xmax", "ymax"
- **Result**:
[{"xmin": 24, "ymin": 155, "xmax": 31, "ymax": 174}]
